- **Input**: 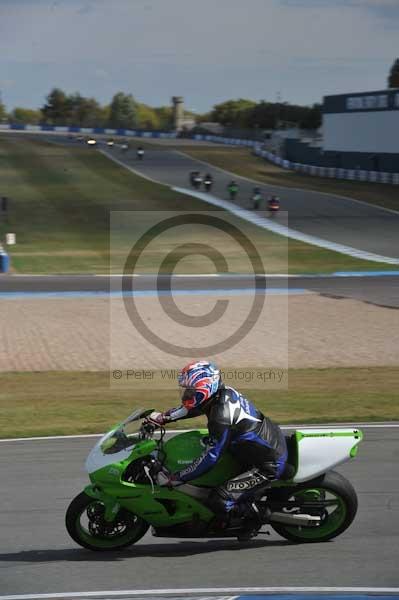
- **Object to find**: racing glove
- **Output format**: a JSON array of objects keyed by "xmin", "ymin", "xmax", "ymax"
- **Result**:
[{"xmin": 147, "ymin": 411, "xmax": 168, "ymax": 427}]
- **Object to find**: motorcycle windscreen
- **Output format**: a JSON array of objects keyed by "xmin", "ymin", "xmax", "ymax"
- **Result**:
[{"xmin": 85, "ymin": 413, "xmax": 152, "ymax": 474}]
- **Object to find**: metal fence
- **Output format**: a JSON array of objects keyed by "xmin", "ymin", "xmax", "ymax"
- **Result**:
[
  {"xmin": 0, "ymin": 123, "xmax": 177, "ymax": 139},
  {"xmin": 194, "ymin": 134, "xmax": 399, "ymax": 186}
]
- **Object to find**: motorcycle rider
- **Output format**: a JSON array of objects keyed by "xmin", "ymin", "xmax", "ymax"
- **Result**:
[
  {"xmin": 189, "ymin": 171, "xmax": 197, "ymax": 187},
  {"xmin": 203, "ymin": 173, "xmax": 213, "ymax": 192},
  {"xmin": 137, "ymin": 146, "xmax": 145, "ymax": 160},
  {"xmin": 251, "ymin": 187, "xmax": 262, "ymax": 210},
  {"xmin": 193, "ymin": 171, "xmax": 203, "ymax": 189},
  {"xmin": 268, "ymin": 195, "xmax": 280, "ymax": 214},
  {"xmin": 227, "ymin": 180, "xmax": 239, "ymax": 200},
  {"xmin": 147, "ymin": 361, "xmax": 287, "ymax": 534}
]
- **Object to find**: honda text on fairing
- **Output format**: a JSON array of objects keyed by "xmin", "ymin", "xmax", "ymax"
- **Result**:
[{"xmin": 66, "ymin": 409, "xmax": 362, "ymax": 549}]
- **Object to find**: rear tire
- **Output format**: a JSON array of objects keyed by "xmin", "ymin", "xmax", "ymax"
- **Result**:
[
  {"xmin": 270, "ymin": 471, "xmax": 358, "ymax": 543},
  {"xmin": 66, "ymin": 492, "xmax": 149, "ymax": 551}
]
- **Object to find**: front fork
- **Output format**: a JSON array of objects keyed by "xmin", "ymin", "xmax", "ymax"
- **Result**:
[{"xmin": 84, "ymin": 484, "xmax": 121, "ymax": 523}]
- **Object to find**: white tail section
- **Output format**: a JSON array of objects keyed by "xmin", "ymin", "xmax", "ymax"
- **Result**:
[{"xmin": 293, "ymin": 428, "xmax": 363, "ymax": 482}]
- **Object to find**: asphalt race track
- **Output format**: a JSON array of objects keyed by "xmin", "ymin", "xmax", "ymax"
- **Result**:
[
  {"xmin": 1, "ymin": 135, "xmax": 398, "ymax": 597},
  {"xmin": 0, "ymin": 426, "xmax": 398, "ymax": 595},
  {"xmin": 1, "ymin": 274, "xmax": 399, "ymax": 308},
  {"xmin": 2, "ymin": 132, "xmax": 399, "ymax": 259},
  {"xmin": 101, "ymin": 146, "xmax": 399, "ymax": 260}
]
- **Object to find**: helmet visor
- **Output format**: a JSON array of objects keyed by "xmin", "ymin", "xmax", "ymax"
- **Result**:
[{"xmin": 180, "ymin": 386, "xmax": 198, "ymax": 409}]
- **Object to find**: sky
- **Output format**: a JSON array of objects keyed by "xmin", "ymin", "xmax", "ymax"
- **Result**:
[{"xmin": 0, "ymin": 0, "xmax": 398, "ymax": 113}]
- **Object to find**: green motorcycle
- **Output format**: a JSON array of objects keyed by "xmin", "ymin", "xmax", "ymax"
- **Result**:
[{"xmin": 66, "ymin": 408, "xmax": 363, "ymax": 549}]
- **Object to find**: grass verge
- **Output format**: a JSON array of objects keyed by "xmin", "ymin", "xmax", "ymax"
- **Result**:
[
  {"xmin": 0, "ymin": 368, "xmax": 398, "ymax": 438},
  {"xmin": 176, "ymin": 145, "xmax": 399, "ymax": 212},
  {"xmin": 0, "ymin": 135, "xmax": 393, "ymax": 274}
]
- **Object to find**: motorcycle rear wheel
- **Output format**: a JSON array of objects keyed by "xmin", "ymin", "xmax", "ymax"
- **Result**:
[
  {"xmin": 66, "ymin": 492, "xmax": 149, "ymax": 551},
  {"xmin": 270, "ymin": 470, "xmax": 358, "ymax": 543}
]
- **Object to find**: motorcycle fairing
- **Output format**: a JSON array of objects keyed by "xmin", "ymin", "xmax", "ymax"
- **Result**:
[
  {"xmin": 84, "ymin": 426, "xmax": 363, "ymax": 527},
  {"xmin": 293, "ymin": 428, "xmax": 363, "ymax": 482},
  {"xmin": 84, "ymin": 479, "xmax": 213, "ymax": 528}
]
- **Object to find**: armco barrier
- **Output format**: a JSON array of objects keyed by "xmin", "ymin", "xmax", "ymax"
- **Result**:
[
  {"xmin": 0, "ymin": 123, "xmax": 177, "ymax": 139},
  {"xmin": 193, "ymin": 133, "xmax": 399, "ymax": 186},
  {"xmin": 254, "ymin": 144, "xmax": 399, "ymax": 186}
]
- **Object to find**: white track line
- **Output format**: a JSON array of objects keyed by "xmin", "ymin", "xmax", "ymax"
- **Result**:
[
  {"xmin": 104, "ymin": 272, "xmax": 399, "ymax": 278},
  {"xmin": 172, "ymin": 186, "xmax": 399, "ymax": 265},
  {"xmin": 0, "ymin": 423, "xmax": 397, "ymax": 443},
  {"xmin": 1, "ymin": 587, "xmax": 399, "ymax": 599},
  {"xmin": 99, "ymin": 147, "xmax": 399, "ymax": 265}
]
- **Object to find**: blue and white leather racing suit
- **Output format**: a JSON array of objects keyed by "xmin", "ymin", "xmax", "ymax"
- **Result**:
[{"xmin": 165, "ymin": 385, "xmax": 288, "ymax": 510}]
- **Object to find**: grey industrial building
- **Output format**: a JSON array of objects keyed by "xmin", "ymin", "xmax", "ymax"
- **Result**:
[{"xmin": 285, "ymin": 88, "xmax": 399, "ymax": 173}]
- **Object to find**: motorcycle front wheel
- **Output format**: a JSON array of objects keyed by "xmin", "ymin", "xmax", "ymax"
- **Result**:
[
  {"xmin": 270, "ymin": 470, "xmax": 358, "ymax": 543},
  {"xmin": 66, "ymin": 492, "xmax": 149, "ymax": 551}
]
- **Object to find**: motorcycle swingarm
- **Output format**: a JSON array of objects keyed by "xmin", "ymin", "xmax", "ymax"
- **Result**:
[{"xmin": 268, "ymin": 499, "xmax": 337, "ymax": 511}]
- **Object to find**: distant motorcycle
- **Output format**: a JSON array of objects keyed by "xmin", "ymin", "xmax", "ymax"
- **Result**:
[
  {"xmin": 252, "ymin": 187, "xmax": 262, "ymax": 210},
  {"xmin": 268, "ymin": 196, "xmax": 280, "ymax": 216},
  {"xmin": 203, "ymin": 175, "xmax": 213, "ymax": 192},
  {"xmin": 193, "ymin": 173, "xmax": 203, "ymax": 189},
  {"xmin": 136, "ymin": 147, "xmax": 145, "ymax": 160},
  {"xmin": 227, "ymin": 181, "xmax": 239, "ymax": 201},
  {"xmin": 189, "ymin": 171, "xmax": 197, "ymax": 187}
]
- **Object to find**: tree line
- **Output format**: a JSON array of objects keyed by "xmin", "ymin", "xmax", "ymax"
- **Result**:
[
  {"xmin": 1, "ymin": 59, "xmax": 397, "ymax": 133},
  {"xmin": 0, "ymin": 88, "xmax": 174, "ymax": 130},
  {"xmin": 388, "ymin": 58, "xmax": 399, "ymax": 88},
  {"xmin": 0, "ymin": 87, "xmax": 322, "ymax": 131},
  {"xmin": 196, "ymin": 58, "xmax": 399, "ymax": 131},
  {"xmin": 201, "ymin": 98, "xmax": 322, "ymax": 130}
]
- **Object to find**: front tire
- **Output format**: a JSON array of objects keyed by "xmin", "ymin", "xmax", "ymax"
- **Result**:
[
  {"xmin": 270, "ymin": 471, "xmax": 358, "ymax": 543},
  {"xmin": 65, "ymin": 492, "xmax": 149, "ymax": 551}
]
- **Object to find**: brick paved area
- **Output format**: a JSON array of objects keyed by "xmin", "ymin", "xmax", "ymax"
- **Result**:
[{"xmin": 1, "ymin": 293, "xmax": 397, "ymax": 373}]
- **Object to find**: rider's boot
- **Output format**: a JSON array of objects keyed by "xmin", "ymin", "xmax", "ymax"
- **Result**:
[{"xmin": 235, "ymin": 500, "xmax": 271, "ymax": 541}]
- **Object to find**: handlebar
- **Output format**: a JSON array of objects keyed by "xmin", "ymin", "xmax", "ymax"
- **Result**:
[
  {"xmin": 140, "ymin": 419, "xmax": 166, "ymax": 442},
  {"xmin": 140, "ymin": 420, "xmax": 156, "ymax": 436}
]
